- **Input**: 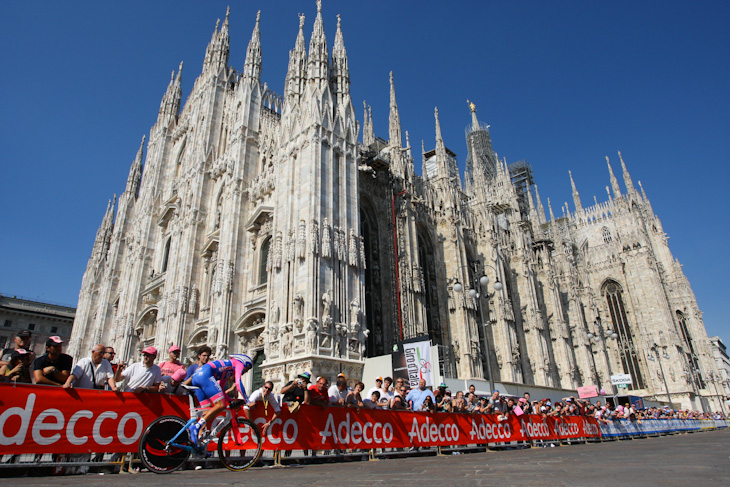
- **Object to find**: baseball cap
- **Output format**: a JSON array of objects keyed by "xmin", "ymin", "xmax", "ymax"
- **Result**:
[
  {"xmin": 439, "ymin": 382, "xmax": 447, "ymax": 388},
  {"xmin": 171, "ymin": 369, "xmax": 186, "ymax": 382},
  {"xmin": 142, "ymin": 346, "xmax": 158, "ymax": 356},
  {"xmin": 45, "ymin": 336, "xmax": 63, "ymax": 347},
  {"xmin": 11, "ymin": 349, "xmax": 29, "ymax": 359},
  {"xmin": 17, "ymin": 330, "xmax": 31, "ymax": 339},
  {"xmin": 169, "ymin": 345, "xmax": 181, "ymax": 353},
  {"xmin": 375, "ymin": 376, "xmax": 383, "ymax": 382},
  {"xmin": 337, "ymin": 373, "xmax": 346, "ymax": 379},
  {"xmin": 298, "ymin": 372, "xmax": 312, "ymax": 382},
  {"xmin": 493, "ymin": 390, "xmax": 500, "ymax": 394}
]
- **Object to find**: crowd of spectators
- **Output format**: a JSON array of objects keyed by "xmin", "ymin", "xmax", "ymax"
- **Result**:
[{"xmin": 2, "ymin": 331, "xmax": 726, "ymax": 424}]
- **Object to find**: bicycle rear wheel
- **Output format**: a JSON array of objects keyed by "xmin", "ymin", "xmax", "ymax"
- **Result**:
[
  {"xmin": 217, "ymin": 417, "xmax": 263, "ymax": 471},
  {"xmin": 138, "ymin": 415, "xmax": 191, "ymax": 474}
]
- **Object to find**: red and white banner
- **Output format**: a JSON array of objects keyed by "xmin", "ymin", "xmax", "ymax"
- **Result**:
[
  {"xmin": 0, "ymin": 384, "xmax": 601, "ymax": 455},
  {"xmin": 0, "ymin": 383, "xmax": 189, "ymax": 454}
]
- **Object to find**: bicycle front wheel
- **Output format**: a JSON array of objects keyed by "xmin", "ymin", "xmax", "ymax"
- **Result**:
[
  {"xmin": 217, "ymin": 417, "xmax": 263, "ymax": 471},
  {"xmin": 138, "ymin": 415, "xmax": 191, "ymax": 474}
]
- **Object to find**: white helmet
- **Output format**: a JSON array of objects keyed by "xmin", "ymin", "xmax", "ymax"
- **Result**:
[{"xmin": 230, "ymin": 353, "xmax": 253, "ymax": 368}]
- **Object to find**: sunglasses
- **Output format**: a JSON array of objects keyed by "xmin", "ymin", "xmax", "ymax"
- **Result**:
[{"xmin": 263, "ymin": 386, "xmax": 273, "ymax": 391}]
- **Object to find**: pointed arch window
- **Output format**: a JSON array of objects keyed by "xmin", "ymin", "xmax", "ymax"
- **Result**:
[
  {"xmin": 604, "ymin": 280, "xmax": 645, "ymax": 389},
  {"xmin": 161, "ymin": 238, "xmax": 172, "ymax": 273},
  {"xmin": 258, "ymin": 237, "xmax": 271, "ymax": 285},
  {"xmin": 677, "ymin": 310, "xmax": 704, "ymax": 388}
]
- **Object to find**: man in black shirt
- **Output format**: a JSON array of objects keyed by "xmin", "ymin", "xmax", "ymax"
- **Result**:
[
  {"xmin": 281, "ymin": 372, "xmax": 311, "ymax": 412},
  {"xmin": 32, "ymin": 336, "xmax": 73, "ymax": 385}
]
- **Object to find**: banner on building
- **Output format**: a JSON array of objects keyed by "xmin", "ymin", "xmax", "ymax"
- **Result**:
[{"xmin": 392, "ymin": 336, "xmax": 434, "ymax": 388}]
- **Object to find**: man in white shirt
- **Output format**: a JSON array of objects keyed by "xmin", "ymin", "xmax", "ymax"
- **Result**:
[
  {"xmin": 246, "ymin": 381, "xmax": 281, "ymax": 435},
  {"xmin": 63, "ymin": 344, "xmax": 117, "ymax": 390},
  {"xmin": 116, "ymin": 346, "xmax": 162, "ymax": 393},
  {"xmin": 328, "ymin": 373, "xmax": 350, "ymax": 405},
  {"xmin": 366, "ymin": 376, "xmax": 384, "ymax": 400}
]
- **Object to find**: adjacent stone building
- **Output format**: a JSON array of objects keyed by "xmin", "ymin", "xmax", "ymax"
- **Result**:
[
  {"xmin": 69, "ymin": 2, "xmax": 722, "ymax": 411},
  {"xmin": 1, "ymin": 294, "xmax": 75, "ymax": 356}
]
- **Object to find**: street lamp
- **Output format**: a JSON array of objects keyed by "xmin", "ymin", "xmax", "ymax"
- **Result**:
[
  {"xmin": 706, "ymin": 371, "xmax": 728, "ymax": 415},
  {"xmin": 648, "ymin": 343, "xmax": 675, "ymax": 410},
  {"xmin": 451, "ymin": 260, "xmax": 502, "ymax": 392},
  {"xmin": 586, "ymin": 316, "xmax": 618, "ymax": 395}
]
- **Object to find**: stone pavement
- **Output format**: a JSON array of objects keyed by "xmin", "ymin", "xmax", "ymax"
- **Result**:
[{"xmin": 8, "ymin": 429, "xmax": 730, "ymax": 486}]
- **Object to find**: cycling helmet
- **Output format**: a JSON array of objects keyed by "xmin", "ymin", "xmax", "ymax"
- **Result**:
[{"xmin": 230, "ymin": 353, "xmax": 253, "ymax": 368}]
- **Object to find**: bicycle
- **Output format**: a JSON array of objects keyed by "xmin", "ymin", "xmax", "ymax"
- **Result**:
[{"xmin": 138, "ymin": 386, "xmax": 263, "ymax": 473}]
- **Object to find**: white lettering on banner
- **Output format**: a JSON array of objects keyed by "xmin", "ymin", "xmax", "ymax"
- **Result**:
[
  {"xmin": 33, "ymin": 409, "xmax": 64, "ymax": 445},
  {"xmin": 0, "ymin": 393, "xmax": 35, "ymax": 445},
  {"xmin": 67, "ymin": 410, "xmax": 93, "ymax": 445},
  {"xmin": 254, "ymin": 417, "xmax": 298, "ymax": 445},
  {"xmin": 93, "ymin": 411, "xmax": 117, "ymax": 445},
  {"xmin": 557, "ymin": 422, "xmax": 580, "ymax": 436},
  {"xmin": 469, "ymin": 418, "xmax": 512, "ymax": 441},
  {"xmin": 520, "ymin": 419, "xmax": 550, "ymax": 438},
  {"xmin": 117, "ymin": 413, "xmax": 143, "ymax": 445},
  {"xmin": 0, "ymin": 393, "xmax": 145, "ymax": 448},
  {"xmin": 582, "ymin": 420, "xmax": 599, "ymax": 436},
  {"xmin": 319, "ymin": 413, "xmax": 392, "ymax": 445},
  {"xmin": 407, "ymin": 417, "xmax": 459, "ymax": 443}
]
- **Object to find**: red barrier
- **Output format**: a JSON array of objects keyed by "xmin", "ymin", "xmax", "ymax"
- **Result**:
[{"xmin": 0, "ymin": 384, "xmax": 601, "ymax": 454}]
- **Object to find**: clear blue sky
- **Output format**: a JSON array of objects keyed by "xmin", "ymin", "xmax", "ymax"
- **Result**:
[{"xmin": 1, "ymin": 1, "xmax": 728, "ymax": 341}]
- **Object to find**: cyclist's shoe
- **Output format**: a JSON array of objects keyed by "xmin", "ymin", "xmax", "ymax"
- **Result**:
[{"xmin": 188, "ymin": 422, "xmax": 202, "ymax": 447}]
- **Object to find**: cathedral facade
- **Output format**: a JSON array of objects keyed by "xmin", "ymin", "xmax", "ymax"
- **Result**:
[{"xmin": 69, "ymin": 3, "xmax": 722, "ymax": 412}]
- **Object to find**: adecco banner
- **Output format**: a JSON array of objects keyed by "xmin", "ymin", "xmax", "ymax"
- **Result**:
[
  {"xmin": 0, "ymin": 383, "xmax": 189, "ymax": 454},
  {"xmin": 1, "ymin": 384, "xmax": 602, "ymax": 455}
]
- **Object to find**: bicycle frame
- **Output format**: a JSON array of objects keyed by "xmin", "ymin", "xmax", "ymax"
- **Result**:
[{"xmin": 165, "ymin": 394, "xmax": 247, "ymax": 456}]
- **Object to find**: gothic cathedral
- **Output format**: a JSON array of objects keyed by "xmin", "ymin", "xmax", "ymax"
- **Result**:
[{"xmin": 70, "ymin": 3, "xmax": 721, "ymax": 411}]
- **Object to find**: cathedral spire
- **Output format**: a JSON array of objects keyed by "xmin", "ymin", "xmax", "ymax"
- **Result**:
[
  {"xmin": 468, "ymin": 99, "xmax": 480, "ymax": 131},
  {"xmin": 307, "ymin": 0, "xmax": 329, "ymax": 89},
  {"xmin": 605, "ymin": 156, "xmax": 621, "ymax": 197},
  {"xmin": 157, "ymin": 62, "xmax": 182, "ymax": 125},
  {"xmin": 421, "ymin": 139, "xmax": 428, "ymax": 181},
  {"xmin": 285, "ymin": 13, "xmax": 307, "ymax": 101},
  {"xmin": 242, "ymin": 10, "xmax": 262, "ymax": 82},
  {"xmin": 126, "ymin": 135, "xmax": 145, "ymax": 197},
  {"xmin": 547, "ymin": 197, "xmax": 556, "ymax": 222},
  {"xmin": 534, "ymin": 184, "xmax": 546, "ymax": 224},
  {"xmin": 331, "ymin": 14, "xmax": 350, "ymax": 104},
  {"xmin": 202, "ymin": 7, "xmax": 230, "ymax": 74},
  {"xmin": 362, "ymin": 101, "xmax": 374, "ymax": 146},
  {"xmin": 569, "ymin": 170, "xmax": 582, "ymax": 212},
  {"xmin": 527, "ymin": 185, "xmax": 541, "ymax": 229},
  {"xmin": 388, "ymin": 71, "xmax": 402, "ymax": 148},
  {"xmin": 618, "ymin": 151, "xmax": 635, "ymax": 195},
  {"xmin": 434, "ymin": 107, "xmax": 449, "ymax": 180}
]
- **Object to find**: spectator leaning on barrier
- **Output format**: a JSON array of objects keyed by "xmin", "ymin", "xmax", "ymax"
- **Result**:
[
  {"xmin": 117, "ymin": 346, "xmax": 162, "ymax": 393},
  {"xmin": 63, "ymin": 344, "xmax": 117, "ymax": 391},
  {"xmin": 33, "ymin": 336, "xmax": 73, "ymax": 386},
  {"xmin": 364, "ymin": 390, "xmax": 381, "ymax": 409},
  {"xmin": 160, "ymin": 368, "xmax": 188, "ymax": 394},
  {"xmin": 308, "ymin": 376, "xmax": 330, "ymax": 407},
  {"xmin": 439, "ymin": 389, "xmax": 453, "ymax": 412},
  {"xmin": 281, "ymin": 371, "xmax": 311, "ymax": 412},
  {"xmin": 159, "ymin": 345, "xmax": 185, "ymax": 377},
  {"xmin": 0, "ymin": 330, "xmax": 36, "ymax": 367},
  {"xmin": 183, "ymin": 345, "xmax": 212, "ymax": 384},
  {"xmin": 366, "ymin": 376, "xmax": 384, "ymax": 399},
  {"xmin": 246, "ymin": 380, "xmax": 281, "ymax": 435},
  {"xmin": 103, "ymin": 346, "xmax": 120, "ymax": 375},
  {"xmin": 329, "ymin": 373, "xmax": 351, "ymax": 405},
  {"xmin": 390, "ymin": 383, "xmax": 410, "ymax": 410},
  {"xmin": 406, "ymin": 379, "xmax": 436, "ymax": 411},
  {"xmin": 0, "ymin": 348, "xmax": 32, "ymax": 383},
  {"xmin": 346, "ymin": 381, "xmax": 366, "ymax": 408}
]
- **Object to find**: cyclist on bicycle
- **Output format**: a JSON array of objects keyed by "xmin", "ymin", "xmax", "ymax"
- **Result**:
[{"xmin": 188, "ymin": 353, "xmax": 253, "ymax": 446}]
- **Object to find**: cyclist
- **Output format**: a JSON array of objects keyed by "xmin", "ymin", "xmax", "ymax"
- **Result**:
[{"xmin": 188, "ymin": 353, "xmax": 253, "ymax": 446}]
